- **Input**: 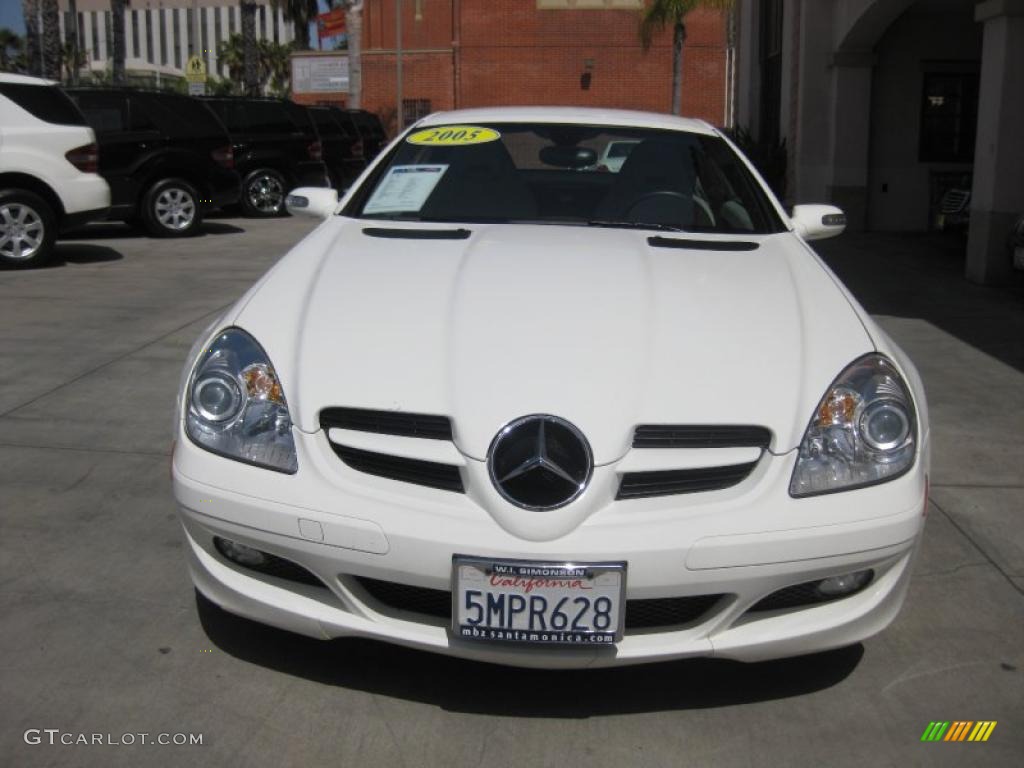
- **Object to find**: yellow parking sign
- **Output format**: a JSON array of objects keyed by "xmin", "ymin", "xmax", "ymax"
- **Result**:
[{"xmin": 185, "ymin": 55, "xmax": 206, "ymax": 83}]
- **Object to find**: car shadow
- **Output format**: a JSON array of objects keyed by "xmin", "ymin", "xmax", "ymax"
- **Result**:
[
  {"xmin": 39, "ymin": 242, "xmax": 124, "ymax": 267},
  {"xmin": 61, "ymin": 221, "xmax": 245, "ymax": 239},
  {"xmin": 196, "ymin": 591, "xmax": 863, "ymax": 716}
]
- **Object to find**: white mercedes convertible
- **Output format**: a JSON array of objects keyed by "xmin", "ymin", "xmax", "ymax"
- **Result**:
[{"xmin": 172, "ymin": 107, "xmax": 929, "ymax": 668}]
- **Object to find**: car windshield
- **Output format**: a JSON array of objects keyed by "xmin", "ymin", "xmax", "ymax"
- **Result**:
[{"xmin": 348, "ymin": 122, "xmax": 784, "ymax": 234}]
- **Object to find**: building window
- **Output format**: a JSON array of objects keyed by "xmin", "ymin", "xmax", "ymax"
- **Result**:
[
  {"xmin": 145, "ymin": 10, "xmax": 154, "ymax": 63},
  {"xmin": 273, "ymin": 8, "xmax": 279, "ymax": 43},
  {"xmin": 919, "ymin": 72, "xmax": 978, "ymax": 163},
  {"xmin": 259, "ymin": 6, "xmax": 267, "ymax": 39},
  {"xmin": 228, "ymin": 7, "xmax": 236, "ymax": 37},
  {"xmin": 186, "ymin": 8, "xmax": 193, "ymax": 55},
  {"xmin": 159, "ymin": 10, "xmax": 167, "ymax": 65},
  {"xmin": 91, "ymin": 14, "xmax": 99, "ymax": 61},
  {"xmin": 130, "ymin": 10, "xmax": 138, "ymax": 58},
  {"xmin": 403, "ymin": 99, "xmax": 432, "ymax": 125},
  {"xmin": 758, "ymin": 0, "xmax": 783, "ymax": 146},
  {"xmin": 201, "ymin": 8, "xmax": 210, "ymax": 70},
  {"xmin": 103, "ymin": 11, "xmax": 111, "ymax": 60},
  {"xmin": 173, "ymin": 9, "xmax": 181, "ymax": 69}
]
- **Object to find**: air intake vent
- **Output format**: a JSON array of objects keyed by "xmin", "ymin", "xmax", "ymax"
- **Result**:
[
  {"xmin": 624, "ymin": 594, "xmax": 725, "ymax": 629},
  {"xmin": 320, "ymin": 407, "xmax": 453, "ymax": 440},
  {"xmin": 330, "ymin": 444, "xmax": 464, "ymax": 492},
  {"xmin": 352, "ymin": 577, "xmax": 724, "ymax": 631},
  {"xmin": 632, "ymin": 425, "xmax": 771, "ymax": 449},
  {"xmin": 617, "ymin": 462, "xmax": 758, "ymax": 499}
]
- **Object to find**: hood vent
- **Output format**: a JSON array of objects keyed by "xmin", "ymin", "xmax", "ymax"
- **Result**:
[
  {"xmin": 320, "ymin": 407, "xmax": 453, "ymax": 440},
  {"xmin": 362, "ymin": 227, "xmax": 472, "ymax": 240},
  {"xmin": 647, "ymin": 236, "xmax": 759, "ymax": 251}
]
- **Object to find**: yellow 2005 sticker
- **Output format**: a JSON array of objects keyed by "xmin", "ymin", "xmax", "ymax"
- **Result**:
[{"xmin": 406, "ymin": 125, "xmax": 501, "ymax": 146}]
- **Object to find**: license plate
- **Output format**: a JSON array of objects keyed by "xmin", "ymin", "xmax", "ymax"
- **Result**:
[{"xmin": 452, "ymin": 556, "xmax": 626, "ymax": 645}]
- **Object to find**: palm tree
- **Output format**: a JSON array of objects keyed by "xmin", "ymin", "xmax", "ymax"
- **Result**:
[
  {"xmin": 21, "ymin": 0, "xmax": 41, "ymax": 76},
  {"xmin": 60, "ymin": 37, "xmax": 87, "ymax": 82},
  {"xmin": 271, "ymin": 0, "xmax": 317, "ymax": 51},
  {"xmin": 240, "ymin": 1, "xmax": 259, "ymax": 96},
  {"xmin": 0, "ymin": 28, "xmax": 24, "ymax": 72},
  {"xmin": 41, "ymin": 0, "xmax": 59, "ymax": 78},
  {"xmin": 66, "ymin": 0, "xmax": 80, "ymax": 84},
  {"xmin": 219, "ymin": 33, "xmax": 293, "ymax": 94},
  {"xmin": 110, "ymin": 0, "xmax": 126, "ymax": 85},
  {"xmin": 639, "ymin": 0, "xmax": 732, "ymax": 116}
]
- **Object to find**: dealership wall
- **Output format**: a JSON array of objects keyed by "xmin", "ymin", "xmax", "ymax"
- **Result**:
[
  {"xmin": 867, "ymin": 3, "xmax": 981, "ymax": 231},
  {"xmin": 294, "ymin": 0, "xmax": 728, "ymax": 133}
]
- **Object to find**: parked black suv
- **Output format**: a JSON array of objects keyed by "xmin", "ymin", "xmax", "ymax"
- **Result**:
[
  {"xmin": 65, "ymin": 88, "xmax": 240, "ymax": 237},
  {"xmin": 346, "ymin": 109, "xmax": 388, "ymax": 161},
  {"xmin": 308, "ymin": 105, "xmax": 365, "ymax": 189},
  {"xmin": 201, "ymin": 97, "xmax": 329, "ymax": 216}
]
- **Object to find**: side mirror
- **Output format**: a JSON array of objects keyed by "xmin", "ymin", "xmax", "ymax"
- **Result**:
[
  {"xmin": 285, "ymin": 187, "xmax": 339, "ymax": 219},
  {"xmin": 791, "ymin": 204, "xmax": 846, "ymax": 241}
]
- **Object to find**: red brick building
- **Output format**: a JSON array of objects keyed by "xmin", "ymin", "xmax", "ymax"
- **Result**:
[{"xmin": 295, "ymin": 0, "xmax": 728, "ymax": 134}]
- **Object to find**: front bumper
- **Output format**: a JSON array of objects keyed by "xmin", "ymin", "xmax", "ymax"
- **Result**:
[{"xmin": 172, "ymin": 426, "xmax": 928, "ymax": 669}]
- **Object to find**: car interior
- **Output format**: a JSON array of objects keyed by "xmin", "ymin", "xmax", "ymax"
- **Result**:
[{"xmin": 357, "ymin": 125, "xmax": 778, "ymax": 234}]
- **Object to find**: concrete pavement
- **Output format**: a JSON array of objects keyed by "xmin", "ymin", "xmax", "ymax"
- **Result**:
[{"xmin": 0, "ymin": 221, "xmax": 1021, "ymax": 767}]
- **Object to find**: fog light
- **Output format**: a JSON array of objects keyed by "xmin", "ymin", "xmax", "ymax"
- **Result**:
[
  {"xmin": 816, "ymin": 569, "xmax": 873, "ymax": 597},
  {"xmin": 214, "ymin": 536, "xmax": 267, "ymax": 567}
]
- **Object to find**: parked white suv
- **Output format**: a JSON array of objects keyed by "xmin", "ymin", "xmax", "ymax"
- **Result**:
[{"xmin": 0, "ymin": 74, "xmax": 110, "ymax": 267}]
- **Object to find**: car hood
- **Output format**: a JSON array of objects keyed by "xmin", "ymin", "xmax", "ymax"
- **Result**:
[{"xmin": 235, "ymin": 219, "xmax": 874, "ymax": 461}]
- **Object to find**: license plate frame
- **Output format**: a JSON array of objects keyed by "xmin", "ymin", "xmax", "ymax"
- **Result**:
[{"xmin": 451, "ymin": 555, "xmax": 627, "ymax": 645}]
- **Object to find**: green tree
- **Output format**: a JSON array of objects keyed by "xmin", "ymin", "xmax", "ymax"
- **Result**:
[
  {"xmin": 21, "ymin": 0, "xmax": 41, "ymax": 75},
  {"xmin": 261, "ymin": 39, "xmax": 295, "ymax": 96},
  {"xmin": 0, "ymin": 28, "xmax": 24, "ymax": 72},
  {"xmin": 219, "ymin": 33, "xmax": 295, "ymax": 95},
  {"xmin": 60, "ymin": 37, "xmax": 87, "ymax": 82},
  {"xmin": 639, "ymin": 0, "xmax": 732, "ymax": 116}
]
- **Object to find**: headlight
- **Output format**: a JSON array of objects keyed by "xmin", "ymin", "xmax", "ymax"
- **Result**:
[
  {"xmin": 184, "ymin": 328, "xmax": 298, "ymax": 473},
  {"xmin": 790, "ymin": 354, "xmax": 916, "ymax": 497}
]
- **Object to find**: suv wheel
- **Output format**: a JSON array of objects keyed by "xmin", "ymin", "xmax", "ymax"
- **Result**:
[
  {"xmin": 242, "ymin": 169, "xmax": 287, "ymax": 217},
  {"xmin": 0, "ymin": 190, "xmax": 56, "ymax": 268},
  {"xmin": 142, "ymin": 178, "xmax": 202, "ymax": 237}
]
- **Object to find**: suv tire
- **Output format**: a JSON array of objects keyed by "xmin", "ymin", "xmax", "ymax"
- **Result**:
[
  {"xmin": 142, "ymin": 178, "xmax": 202, "ymax": 237},
  {"xmin": 241, "ymin": 169, "xmax": 288, "ymax": 217},
  {"xmin": 0, "ymin": 189, "xmax": 57, "ymax": 268}
]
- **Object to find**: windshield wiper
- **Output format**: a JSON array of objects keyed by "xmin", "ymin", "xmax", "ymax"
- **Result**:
[{"xmin": 586, "ymin": 220, "xmax": 686, "ymax": 232}]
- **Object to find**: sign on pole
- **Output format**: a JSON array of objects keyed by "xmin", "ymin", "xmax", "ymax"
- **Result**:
[
  {"xmin": 185, "ymin": 55, "xmax": 207, "ymax": 97},
  {"xmin": 291, "ymin": 53, "xmax": 350, "ymax": 95}
]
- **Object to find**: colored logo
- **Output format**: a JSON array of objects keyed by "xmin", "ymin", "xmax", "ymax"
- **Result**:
[
  {"xmin": 921, "ymin": 721, "xmax": 997, "ymax": 742},
  {"xmin": 407, "ymin": 126, "xmax": 501, "ymax": 146}
]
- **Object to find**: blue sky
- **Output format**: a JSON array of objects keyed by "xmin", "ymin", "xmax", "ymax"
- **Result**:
[
  {"xmin": 0, "ymin": 2, "xmax": 338, "ymax": 39},
  {"xmin": 1, "ymin": 2, "xmax": 25, "ymax": 35}
]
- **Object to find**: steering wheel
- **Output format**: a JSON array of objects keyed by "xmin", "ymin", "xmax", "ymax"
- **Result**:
[{"xmin": 624, "ymin": 190, "xmax": 691, "ymax": 221}]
